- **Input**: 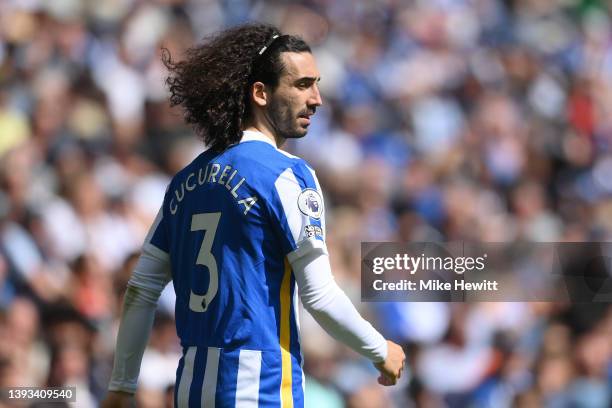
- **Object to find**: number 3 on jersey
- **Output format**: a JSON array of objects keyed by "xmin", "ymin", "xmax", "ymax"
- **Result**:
[{"xmin": 189, "ymin": 212, "xmax": 221, "ymax": 312}]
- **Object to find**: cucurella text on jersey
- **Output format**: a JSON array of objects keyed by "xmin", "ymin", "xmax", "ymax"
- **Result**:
[
  {"xmin": 168, "ymin": 162, "xmax": 258, "ymax": 216},
  {"xmin": 147, "ymin": 131, "xmax": 325, "ymax": 407}
]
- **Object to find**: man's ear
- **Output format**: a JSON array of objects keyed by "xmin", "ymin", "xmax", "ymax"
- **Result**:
[{"xmin": 251, "ymin": 81, "xmax": 268, "ymax": 107}]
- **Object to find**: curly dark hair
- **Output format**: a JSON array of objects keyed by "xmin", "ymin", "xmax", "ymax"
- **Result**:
[{"xmin": 162, "ymin": 23, "xmax": 311, "ymax": 152}]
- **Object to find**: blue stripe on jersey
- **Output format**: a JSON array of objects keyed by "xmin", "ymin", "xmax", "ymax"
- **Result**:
[
  {"xmin": 258, "ymin": 350, "xmax": 282, "ymax": 406},
  {"xmin": 188, "ymin": 347, "xmax": 207, "ymax": 406},
  {"xmin": 218, "ymin": 349, "xmax": 240, "ymax": 407},
  {"xmin": 174, "ymin": 349, "xmax": 186, "ymax": 408}
]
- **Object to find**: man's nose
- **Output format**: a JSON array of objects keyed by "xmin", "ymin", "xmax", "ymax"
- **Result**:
[{"xmin": 309, "ymin": 84, "xmax": 322, "ymax": 107}]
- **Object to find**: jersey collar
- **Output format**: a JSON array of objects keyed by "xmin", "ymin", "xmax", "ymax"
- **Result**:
[{"xmin": 240, "ymin": 130, "xmax": 277, "ymax": 148}]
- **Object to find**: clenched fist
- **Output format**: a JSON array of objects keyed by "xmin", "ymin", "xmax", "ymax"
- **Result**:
[{"xmin": 374, "ymin": 340, "xmax": 406, "ymax": 386}]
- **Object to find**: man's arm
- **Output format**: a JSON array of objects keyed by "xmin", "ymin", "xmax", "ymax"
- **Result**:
[
  {"xmin": 289, "ymin": 241, "xmax": 405, "ymax": 385},
  {"xmin": 271, "ymin": 162, "xmax": 404, "ymax": 384},
  {"xmin": 104, "ymin": 240, "xmax": 171, "ymax": 403}
]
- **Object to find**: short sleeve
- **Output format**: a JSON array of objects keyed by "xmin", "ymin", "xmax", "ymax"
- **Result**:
[
  {"xmin": 143, "ymin": 205, "xmax": 170, "ymax": 260},
  {"xmin": 268, "ymin": 161, "xmax": 327, "ymax": 263},
  {"xmin": 129, "ymin": 203, "xmax": 172, "ymax": 295}
]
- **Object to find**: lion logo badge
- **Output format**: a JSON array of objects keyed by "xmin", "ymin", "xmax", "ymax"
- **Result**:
[{"xmin": 297, "ymin": 189, "xmax": 323, "ymax": 219}]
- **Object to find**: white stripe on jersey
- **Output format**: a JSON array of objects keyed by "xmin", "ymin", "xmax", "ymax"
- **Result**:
[
  {"xmin": 277, "ymin": 149, "xmax": 299, "ymax": 159},
  {"xmin": 177, "ymin": 347, "xmax": 197, "ymax": 408},
  {"xmin": 142, "ymin": 205, "xmax": 170, "ymax": 261},
  {"xmin": 144, "ymin": 207, "xmax": 165, "ymax": 246},
  {"xmin": 202, "ymin": 347, "xmax": 220, "ymax": 407},
  {"xmin": 235, "ymin": 349, "xmax": 262, "ymax": 407},
  {"xmin": 275, "ymin": 168, "xmax": 303, "ymax": 245},
  {"xmin": 306, "ymin": 166, "xmax": 325, "ymax": 234}
]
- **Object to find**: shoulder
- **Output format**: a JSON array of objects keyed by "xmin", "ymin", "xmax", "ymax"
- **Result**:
[
  {"xmin": 269, "ymin": 157, "xmax": 325, "ymax": 223},
  {"xmin": 281, "ymin": 156, "xmax": 319, "ymax": 190},
  {"xmin": 167, "ymin": 150, "xmax": 213, "ymax": 187},
  {"xmin": 228, "ymin": 142, "xmax": 315, "ymax": 183}
]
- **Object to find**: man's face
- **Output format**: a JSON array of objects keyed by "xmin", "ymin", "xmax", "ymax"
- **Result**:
[{"xmin": 266, "ymin": 52, "xmax": 322, "ymax": 139}]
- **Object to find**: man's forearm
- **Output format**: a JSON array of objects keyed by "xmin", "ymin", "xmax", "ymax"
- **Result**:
[
  {"xmin": 290, "ymin": 244, "xmax": 388, "ymax": 363},
  {"xmin": 109, "ymin": 234, "xmax": 171, "ymax": 393},
  {"xmin": 108, "ymin": 284, "xmax": 159, "ymax": 393}
]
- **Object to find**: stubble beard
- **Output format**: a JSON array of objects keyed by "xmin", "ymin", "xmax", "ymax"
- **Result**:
[{"xmin": 267, "ymin": 98, "xmax": 307, "ymax": 140}]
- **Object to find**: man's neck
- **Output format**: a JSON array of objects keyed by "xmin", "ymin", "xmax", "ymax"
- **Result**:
[{"xmin": 243, "ymin": 125, "xmax": 286, "ymax": 148}]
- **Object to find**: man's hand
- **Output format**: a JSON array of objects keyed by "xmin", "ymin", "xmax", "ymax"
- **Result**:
[
  {"xmin": 374, "ymin": 340, "xmax": 406, "ymax": 386},
  {"xmin": 101, "ymin": 391, "xmax": 136, "ymax": 408}
]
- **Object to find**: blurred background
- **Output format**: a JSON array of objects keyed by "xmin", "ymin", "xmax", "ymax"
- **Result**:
[{"xmin": 1, "ymin": 0, "xmax": 611, "ymax": 406}]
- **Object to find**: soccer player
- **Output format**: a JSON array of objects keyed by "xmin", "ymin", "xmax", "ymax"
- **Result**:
[{"xmin": 103, "ymin": 23, "xmax": 405, "ymax": 407}]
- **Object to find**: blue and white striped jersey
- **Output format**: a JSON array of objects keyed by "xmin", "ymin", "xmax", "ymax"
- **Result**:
[{"xmin": 146, "ymin": 131, "xmax": 326, "ymax": 407}]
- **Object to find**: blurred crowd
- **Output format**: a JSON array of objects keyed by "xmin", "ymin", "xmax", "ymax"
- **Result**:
[{"xmin": 0, "ymin": 0, "xmax": 611, "ymax": 407}]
